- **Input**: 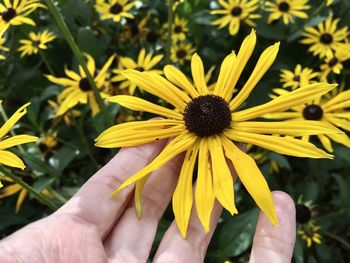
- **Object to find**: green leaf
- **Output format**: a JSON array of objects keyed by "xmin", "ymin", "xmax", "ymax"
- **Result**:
[
  {"xmin": 49, "ymin": 146, "xmax": 79, "ymax": 173},
  {"xmin": 333, "ymin": 175, "xmax": 350, "ymax": 212},
  {"xmin": 293, "ymin": 236, "xmax": 304, "ymax": 263}
]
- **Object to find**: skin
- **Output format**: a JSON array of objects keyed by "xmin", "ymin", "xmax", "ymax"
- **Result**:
[{"xmin": 0, "ymin": 139, "xmax": 296, "ymax": 263}]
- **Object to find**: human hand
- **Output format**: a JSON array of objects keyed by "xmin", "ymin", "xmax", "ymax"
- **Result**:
[{"xmin": 0, "ymin": 140, "xmax": 296, "ymax": 263}]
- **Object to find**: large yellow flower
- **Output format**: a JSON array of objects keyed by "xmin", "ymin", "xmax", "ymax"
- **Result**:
[
  {"xmin": 0, "ymin": 0, "xmax": 45, "ymax": 35},
  {"xmin": 300, "ymin": 16, "xmax": 349, "ymax": 58},
  {"xmin": 96, "ymin": 31, "xmax": 336, "ymax": 237},
  {"xmin": 46, "ymin": 54, "xmax": 115, "ymax": 116},
  {"xmin": 280, "ymin": 64, "xmax": 318, "ymax": 90},
  {"xmin": 111, "ymin": 49, "xmax": 163, "ymax": 95},
  {"xmin": 95, "ymin": 0, "xmax": 135, "ymax": 23},
  {"xmin": 0, "ymin": 102, "xmax": 38, "ymax": 170},
  {"xmin": 18, "ymin": 30, "xmax": 56, "ymax": 57},
  {"xmin": 265, "ymin": 0, "xmax": 310, "ymax": 25},
  {"xmin": 211, "ymin": 0, "xmax": 261, "ymax": 36},
  {"xmin": 264, "ymin": 87, "xmax": 350, "ymax": 152},
  {"xmin": 0, "ymin": 34, "xmax": 9, "ymax": 60}
]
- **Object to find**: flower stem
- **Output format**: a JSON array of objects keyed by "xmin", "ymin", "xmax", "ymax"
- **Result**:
[
  {"xmin": 0, "ymin": 166, "xmax": 59, "ymax": 211},
  {"xmin": 43, "ymin": 0, "xmax": 108, "ymax": 123},
  {"xmin": 39, "ymin": 50, "xmax": 55, "ymax": 75},
  {"xmin": 166, "ymin": 0, "xmax": 174, "ymax": 63},
  {"xmin": 324, "ymin": 232, "xmax": 350, "ymax": 250}
]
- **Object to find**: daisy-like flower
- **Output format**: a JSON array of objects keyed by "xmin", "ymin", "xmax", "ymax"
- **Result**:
[
  {"xmin": 300, "ymin": 16, "xmax": 349, "ymax": 58},
  {"xmin": 0, "ymin": 34, "xmax": 9, "ymax": 60},
  {"xmin": 95, "ymin": 0, "xmax": 136, "ymax": 23},
  {"xmin": 171, "ymin": 42, "xmax": 196, "ymax": 65},
  {"xmin": 264, "ymin": 87, "xmax": 350, "ymax": 152},
  {"xmin": 164, "ymin": 15, "xmax": 188, "ymax": 42},
  {"xmin": 18, "ymin": 30, "xmax": 56, "ymax": 57},
  {"xmin": 0, "ymin": 102, "xmax": 38, "ymax": 170},
  {"xmin": 39, "ymin": 131, "xmax": 58, "ymax": 156},
  {"xmin": 264, "ymin": 0, "xmax": 310, "ymax": 25},
  {"xmin": 0, "ymin": 0, "xmax": 46, "ymax": 35},
  {"xmin": 319, "ymin": 44, "xmax": 350, "ymax": 80},
  {"xmin": 96, "ymin": 31, "xmax": 337, "ymax": 237},
  {"xmin": 280, "ymin": 64, "xmax": 318, "ymax": 90},
  {"xmin": 210, "ymin": 0, "xmax": 261, "ymax": 36},
  {"xmin": 48, "ymin": 100, "xmax": 81, "ymax": 126},
  {"xmin": 46, "ymin": 54, "xmax": 115, "ymax": 116},
  {"xmin": 298, "ymin": 223, "xmax": 322, "ymax": 247},
  {"xmin": 121, "ymin": 14, "xmax": 149, "ymax": 43},
  {"xmin": 111, "ymin": 49, "xmax": 163, "ymax": 95}
]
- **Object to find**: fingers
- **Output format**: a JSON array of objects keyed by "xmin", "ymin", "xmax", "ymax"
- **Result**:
[
  {"xmin": 56, "ymin": 139, "xmax": 167, "ymax": 238},
  {"xmin": 250, "ymin": 191, "xmax": 296, "ymax": 263},
  {"xmin": 104, "ymin": 152, "xmax": 184, "ymax": 262}
]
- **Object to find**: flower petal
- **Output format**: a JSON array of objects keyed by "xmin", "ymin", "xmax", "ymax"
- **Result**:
[
  {"xmin": 0, "ymin": 103, "xmax": 30, "ymax": 139},
  {"xmin": 0, "ymin": 135, "xmax": 38, "ymax": 150},
  {"xmin": 191, "ymin": 53, "xmax": 209, "ymax": 95},
  {"xmin": 0, "ymin": 150, "xmax": 26, "ymax": 169}
]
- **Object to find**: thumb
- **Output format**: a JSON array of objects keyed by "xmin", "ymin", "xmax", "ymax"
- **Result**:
[{"xmin": 250, "ymin": 191, "xmax": 296, "ymax": 263}]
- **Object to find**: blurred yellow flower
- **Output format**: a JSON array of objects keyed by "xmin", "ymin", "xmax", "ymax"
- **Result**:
[
  {"xmin": 0, "ymin": 102, "xmax": 38, "ymax": 170},
  {"xmin": 265, "ymin": 0, "xmax": 310, "ymax": 25},
  {"xmin": 112, "ymin": 49, "xmax": 163, "ymax": 95},
  {"xmin": 164, "ymin": 15, "xmax": 188, "ymax": 42},
  {"xmin": 300, "ymin": 16, "xmax": 349, "ymax": 58},
  {"xmin": 0, "ymin": 34, "xmax": 9, "ymax": 60},
  {"xmin": 171, "ymin": 41, "xmax": 196, "ymax": 65},
  {"xmin": 298, "ymin": 223, "xmax": 322, "ymax": 247},
  {"xmin": 96, "ymin": 31, "xmax": 336, "ymax": 238},
  {"xmin": 48, "ymin": 100, "xmax": 81, "ymax": 126},
  {"xmin": 319, "ymin": 44, "xmax": 350, "ymax": 80},
  {"xmin": 18, "ymin": 30, "xmax": 56, "ymax": 57},
  {"xmin": 280, "ymin": 64, "xmax": 318, "ymax": 90},
  {"xmin": 211, "ymin": 0, "xmax": 260, "ymax": 36},
  {"xmin": 46, "ymin": 54, "xmax": 115, "ymax": 116},
  {"xmin": 0, "ymin": 0, "xmax": 46, "ymax": 35},
  {"xmin": 95, "ymin": 0, "xmax": 136, "ymax": 23}
]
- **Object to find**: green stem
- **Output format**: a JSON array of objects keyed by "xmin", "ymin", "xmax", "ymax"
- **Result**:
[
  {"xmin": 48, "ymin": 187, "xmax": 68, "ymax": 204},
  {"xmin": 0, "ymin": 166, "xmax": 59, "ymax": 211},
  {"xmin": 166, "ymin": 0, "xmax": 174, "ymax": 63},
  {"xmin": 43, "ymin": 0, "xmax": 107, "ymax": 123},
  {"xmin": 39, "ymin": 50, "xmax": 55, "ymax": 75},
  {"xmin": 324, "ymin": 232, "xmax": 350, "ymax": 250}
]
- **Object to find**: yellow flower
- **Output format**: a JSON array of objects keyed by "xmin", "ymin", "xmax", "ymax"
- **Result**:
[
  {"xmin": 298, "ymin": 223, "xmax": 322, "ymax": 247},
  {"xmin": 48, "ymin": 100, "xmax": 81, "ymax": 126},
  {"xmin": 171, "ymin": 41, "xmax": 196, "ymax": 65},
  {"xmin": 18, "ymin": 30, "xmax": 56, "ymax": 57},
  {"xmin": 112, "ymin": 49, "xmax": 163, "ymax": 95},
  {"xmin": 121, "ymin": 13, "xmax": 149, "ymax": 43},
  {"xmin": 326, "ymin": 0, "xmax": 333, "ymax": 6},
  {"xmin": 95, "ymin": 0, "xmax": 136, "ymax": 23},
  {"xmin": 319, "ymin": 44, "xmax": 350, "ymax": 80},
  {"xmin": 164, "ymin": 15, "xmax": 188, "ymax": 42},
  {"xmin": 300, "ymin": 16, "xmax": 349, "ymax": 58},
  {"xmin": 211, "ymin": 0, "xmax": 261, "ymax": 36},
  {"xmin": 280, "ymin": 64, "xmax": 318, "ymax": 90},
  {"xmin": 46, "ymin": 54, "xmax": 115, "ymax": 116},
  {"xmin": 0, "ymin": 0, "xmax": 46, "ymax": 35},
  {"xmin": 0, "ymin": 102, "xmax": 38, "ymax": 170},
  {"xmin": 39, "ymin": 131, "xmax": 58, "ymax": 156},
  {"xmin": 96, "ymin": 31, "xmax": 336, "ymax": 237},
  {"xmin": 0, "ymin": 34, "xmax": 9, "ymax": 60},
  {"xmin": 264, "ymin": 87, "xmax": 350, "ymax": 152},
  {"xmin": 0, "ymin": 175, "xmax": 50, "ymax": 212},
  {"xmin": 265, "ymin": 0, "xmax": 310, "ymax": 25}
]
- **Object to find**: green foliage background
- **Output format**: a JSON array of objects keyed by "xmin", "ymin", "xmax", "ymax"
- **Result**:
[{"xmin": 1, "ymin": 0, "xmax": 350, "ymax": 262}]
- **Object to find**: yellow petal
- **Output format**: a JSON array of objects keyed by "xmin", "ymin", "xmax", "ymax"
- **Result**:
[
  {"xmin": 317, "ymin": 134, "xmax": 333, "ymax": 152},
  {"xmin": 0, "ymin": 150, "xmax": 26, "ymax": 169},
  {"xmin": 221, "ymin": 137, "xmax": 277, "ymax": 225},
  {"xmin": 112, "ymin": 132, "xmax": 196, "ymax": 196},
  {"xmin": 0, "ymin": 184, "xmax": 21, "ymax": 199},
  {"xmin": 16, "ymin": 189, "xmax": 27, "ymax": 213},
  {"xmin": 213, "ymin": 52, "xmax": 236, "ymax": 96},
  {"xmin": 135, "ymin": 175, "xmax": 149, "ymax": 218},
  {"xmin": 173, "ymin": 143, "xmax": 199, "ymax": 238},
  {"xmin": 108, "ymin": 95, "xmax": 183, "ymax": 120},
  {"xmin": 225, "ymin": 130, "xmax": 333, "ymax": 159},
  {"xmin": 0, "ymin": 103, "xmax": 30, "ymax": 139},
  {"xmin": 191, "ymin": 53, "xmax": 209, "ymax": 95},
  {"xmin": 0, "ymin": 135, "xmax": 38, "ymax": 150}
]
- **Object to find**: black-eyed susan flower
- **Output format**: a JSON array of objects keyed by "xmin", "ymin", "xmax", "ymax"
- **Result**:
[
  {"xmin": 300, "ymin": 16, "xmax": 349, "ymax": 58},
  {"xmin": 298, "ymin": 223, "xmax": 322, "ymax": 247},
  {"xmin": 0, "ymin": 34, "xmax": 9, "ymax": 60},
  {"xmin": 264, "ymin": 0, "xmax": 310, "ymax": 25},
  {"xmin": 95, "ymin": 31, "xmax": 337, "ymax": 237},
  {"xmin": 112, "ymin": 49, "xmax": 163, "ymax": 95},
  {"xmin": 121, "ymin": 14, "xmax": 149, "ymax": 43},
  {"xmin": 164, "ymin": 15, "xmax": 188, "ymax": 42},
  {"xmin": 46, "ymin": 54, "xmax": 115, "ymax": 116},
  {"xmin": 95, "ymin": 0, "xmax": 136, "ymax": 23},
  {"xmin": 319, "ymin": 44, "xmax": 350, "ymax": 80},
  {"xmin": 0, "ymin": 0, "xmax": 45, "ymax": 35},
  {"xmin": 0, "ymin": 102, "xmax": 38, "ymax": 170},
  {"xmin": 280, "ymin": 64, "xmax": 318, "ymax": 90},
  {"xmin": 171, "ymin": 41, "xmax": 196, "ymax": 65},
  {"xmin": 38, "ymin": 131, "xmax": 58, "ymax": 156},
  {"xmin": 264, "ymin": 87, "xmax": 350, "ymax": 152},
  {"xmin": 18, "ymin": 30, "xmax": 56, "ymax": 57},
  {"xmin": 210, "ymin": 0, "xmax": 260, "ymax": 36}
]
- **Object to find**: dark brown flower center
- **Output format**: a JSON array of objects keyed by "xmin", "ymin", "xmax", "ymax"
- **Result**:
[
  {"xmin": 174, "ymin": 25, "xmax": 182, "ymax": 33},
  {"xmin": 110, "ymin": 3, "xmax": 123, "ymax": 14},
  {"xmin": 176, "ymin": 49, "xmax": 187, "ymax": 59},
  {"xmin": 184, "ymin": 95, "xmax": 231, "ymax": 137},
  {"xmin": 130, "ymin": 24, "xmax": 139, "ymax": 35},
  {"xmin": 146, "ymin": 31, "xmax": 159, "ymax": 43},
  {"xmin": 328, "ymin": 57, "xmax": 338, "ymax": 67},
  {"xmin": 296, "ymin": 204, "xmax": 311, "ymax": 224},
  {"xmin": 278, "ymin": 2, "xmax": 290, "ymax": 12},
  {"xmin": 1, "ymin": 8, "xmax": 16, "ymax": 22},
  {"xmin": 135, "ymin": 66, "xmax": 144, "ymax": 72},
  {"xmin": 320, "ymin": 33, "xmax": 333, "ymax": 44},
  {"xmin": 231, "ymin": 6, "xmax": 242, "ymax": 17},
  {"xmin": 79, "ymin": 78, "xmax": 92, "ymax": 91},
  {"xmin": 293, "ymin": 75, "xmax": 300, "ymax": 82},
  {"xmin": 303, "ymin": 104, "xmax": 323, "ymax": 120}
]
